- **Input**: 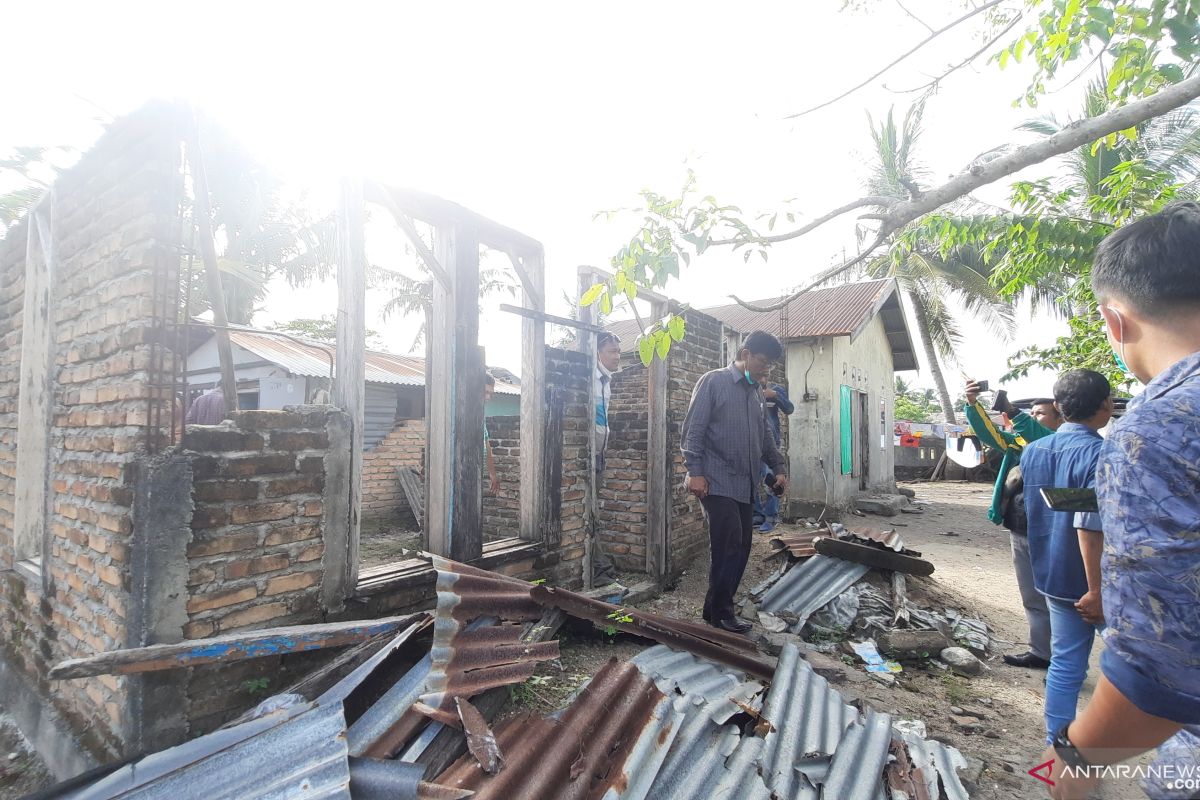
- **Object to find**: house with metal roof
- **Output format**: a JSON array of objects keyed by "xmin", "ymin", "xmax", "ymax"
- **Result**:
[
  {"xmin": 186, "ymin": 327, "xmax": 520, "ymax": 448},
  {"xmin": 606, "ymin": 278, "xmax": 918, "ymax": 517}
]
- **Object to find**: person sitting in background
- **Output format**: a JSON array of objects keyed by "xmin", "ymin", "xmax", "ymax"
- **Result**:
[
  {"xmin": 753, "ymin": 380, "xmax": 794, "ymax": 533},
  {"xmin": 1020, "ymin": 369, "xmax": 1112, "ymax": 743},
  {"xmin": 185, "ymin": 384, "xmax": 228, "ymax": 425},
  {"xmin": 1040, "ymin": 201, "xmax": 1200, "ymax": 800},
  {"xmin": 962, "ymin": 381, "xmax": 1061, "ymax": 670}
]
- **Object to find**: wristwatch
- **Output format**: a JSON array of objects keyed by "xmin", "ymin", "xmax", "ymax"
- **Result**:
[{"xmin": 1052, "ymin": 723, "xmax": 1093, "ymax": 770}]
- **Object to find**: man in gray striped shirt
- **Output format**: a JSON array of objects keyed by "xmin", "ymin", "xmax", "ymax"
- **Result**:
[{"xmin": 682, "ymin": 330, "xmax": 789, "ymax": 633}]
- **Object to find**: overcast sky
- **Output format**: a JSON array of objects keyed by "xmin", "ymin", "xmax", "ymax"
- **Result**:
[{"xmin": 3, "ymin": 1, "xmax": 1090, "ymax": 397}]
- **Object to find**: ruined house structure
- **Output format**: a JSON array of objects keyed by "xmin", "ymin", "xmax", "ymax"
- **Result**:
[
  {"xmin": 0, "ymin": 102, "xmax": 731, "ymax": 779},
  {"xmin": 606, "ymin": 278, "xmax": 918, "ymax": 517}
]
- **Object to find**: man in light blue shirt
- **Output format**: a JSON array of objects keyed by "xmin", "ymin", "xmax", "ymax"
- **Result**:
[{"xmin": 1020, "ymin": 369, "xmax": 1112, "ymax": 742}]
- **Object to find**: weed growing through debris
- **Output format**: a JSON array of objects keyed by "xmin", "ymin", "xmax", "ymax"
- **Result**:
[
  {"xmin": 242, "ymin": 677, "xmax": 270, "ymax": 697},
  {"xmin": 806, "ymin": 624, "xmax": 848, "ymax": 646},
  {"xmin": 940, "ymin": 673, "xmax": 973, "ymax": 706},
  {"xmin": 603, "ymin": 609, "xmax": 634, "ymax": 638}
]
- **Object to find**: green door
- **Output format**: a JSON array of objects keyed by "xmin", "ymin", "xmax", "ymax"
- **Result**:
[{"xmin": 840, "ymin": 384, "xmax": 853, "ymax": 475}]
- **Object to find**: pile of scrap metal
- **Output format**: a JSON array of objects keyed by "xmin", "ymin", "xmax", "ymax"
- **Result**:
[
  {"xmin": 756, "ymin": 525, "xmax": 992, "ymax": 657},
  {"xmin": 42, "ymin": 556, "xmax": 969, "ymax": 799}
]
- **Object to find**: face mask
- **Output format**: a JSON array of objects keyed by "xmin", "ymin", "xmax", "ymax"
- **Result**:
[
  {"xmin": 1104, "ymin": 306, "xmax": 1136, "ymax": 380},
  {"xmin": 744, "ymin": 370, "xmax": 754, "ymax": 384}
]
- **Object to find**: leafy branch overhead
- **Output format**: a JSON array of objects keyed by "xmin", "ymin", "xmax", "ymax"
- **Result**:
[{"xmin": 588, "ymin": 0, "xmax": 1200, "ymax": 379}]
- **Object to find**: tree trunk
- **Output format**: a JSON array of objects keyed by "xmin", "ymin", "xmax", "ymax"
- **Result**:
[{"xmin": 906, "ymin": 290, "xmax": 957, "ymax": 424}]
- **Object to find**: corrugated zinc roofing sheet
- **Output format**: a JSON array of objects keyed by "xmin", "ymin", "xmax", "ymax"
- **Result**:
[
  {"xmin": 604, "ymin": 279, "xmax": 894, "ymax": 345},
  {"xmin": 629, "ymin": 645, "xmax": 764, "ymax": 724},
  {"xmin": 225, "ymin": 329, "xmax": 520, "ymax": 394},
  {"xmin": 757, "ymin": 554, "xmax": 870, "ymax": 633}
]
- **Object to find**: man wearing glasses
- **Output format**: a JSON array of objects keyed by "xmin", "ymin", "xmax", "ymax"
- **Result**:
[{"xmin": 682, "ymin": 330, "xmax": 789, "ymax": 634}]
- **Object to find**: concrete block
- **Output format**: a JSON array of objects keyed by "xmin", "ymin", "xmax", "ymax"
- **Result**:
[{"xmin": 854, "ymin": 494, "xmax": 905, "ymax": 516}]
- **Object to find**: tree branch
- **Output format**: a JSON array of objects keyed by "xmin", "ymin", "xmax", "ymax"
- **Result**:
[
  {"xmin": 887, "ymin": 12, "xmax": 1024, "ymax": 94},
  {"xmin": 785, "ymin": 0, "xmax": 1005, "ymax": 119},
  {"xmin": 709, "ymin": 195, "xmax": 899, "ymax": 246},
  {"xmin": 894, "ymin": 0, "xmax": 934, "ymax": 34},
  {"xmin": 733, "ymin": 74, "xmax": 1200, "ymax": 311}
]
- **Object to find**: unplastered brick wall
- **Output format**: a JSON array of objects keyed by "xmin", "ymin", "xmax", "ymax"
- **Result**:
[
  {"xmin": 666, "ymin": 309, "xmax": 723, "ymax": 580},
  {"xmin": 183, "ymin": 408, "xmax": 341, "ymax": 640},
  {"xmin": 482, "ymin": 415, "xmax": 520, "ymax": 541},
  {"xmin": 0, "ymin": 102, "xmax": 183, "ymax": 761},
  {"xmin": 533, "ymin": 347, "xmax": 590, "ymax": 588},
  {"xmin": 598, "ymin": 364, "xmax": 649, "ymax": 573},
  {"xmin": 361, "ymin": 418, "xmax": 424, "ymax": 525}
]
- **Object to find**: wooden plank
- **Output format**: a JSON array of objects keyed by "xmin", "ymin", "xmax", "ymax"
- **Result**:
[
  {"xmin": 814, "ymin": 537, "xmax": 935, "ymax": 576},
  {"xmin": 376, "ymin": 185, "xmax": 543, "ymax": 257},
  {"xmin": 645, "ymin": 299, "xmax": 669, "ymax": 581},
  {"xmin": 518, "ymin": 251, "xmax": 547, "ymax": 545},
  {"xmin": 49, "ymin": 614, "xmax": 428, "ymax": 679},
  {"xmin": 365, "ymin": 183, "xmax": 451, "ymax": 291},
  {"xmin": 428, "ymin": 225, "xmax": 484, "ymax": 561},
  {"xmin": 576, "ymin": 267, "xmax": 598, "ymax": 587},
  {"xmin": 397, "ymin": 467, "xmax": 425, "ymax": 527},
  {"xmin": 335, "ymin": 177, "xmax": 368, "ymax": 594},
  {"xmin": 498, "ymin": 303, "xmax": 605, "ymax": 334}
]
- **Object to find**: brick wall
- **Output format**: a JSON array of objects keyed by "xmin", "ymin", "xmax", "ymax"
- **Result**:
[
  {"xmin": 182, "ymin": 409, "xmax": 340, "ymax": 640},
  {"xmin": 180, "ymin": 407, "xmax": 346, "ymax": 733},
  {"xmin": 666, "ymin": 310, "xmax": 724, "ymax": 580},
  {"xmin": 0, "ymin": 103, "xmax": 183, "ymax": 760},
  {"xmin": 481, "ymin": 416, "xmax": 520, "ymax": 541},
  {"xmin": 598, "ymin": 365, "xmax": 649, "ymax": 572},
  {"xmin": 361, "ymin": 419, "xmax": 424, "ymax": 525}
]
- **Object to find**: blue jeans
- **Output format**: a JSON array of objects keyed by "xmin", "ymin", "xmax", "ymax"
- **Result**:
[
  {"xmin": 752, "ymin": 463, "xmax": 778, "ymax": 522},
  {"xmin": 1044, "ymin": 596, "xmax": 1104, "ymax": 742}
]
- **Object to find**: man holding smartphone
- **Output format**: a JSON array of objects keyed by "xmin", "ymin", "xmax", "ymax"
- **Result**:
[
  {"xmin": 962, "ymin": 379, "xmax": 1061, "ymax": 670},
  {"xmin": 1019, "ymin": 369, "xmax": 1113, "ymax": 743}
]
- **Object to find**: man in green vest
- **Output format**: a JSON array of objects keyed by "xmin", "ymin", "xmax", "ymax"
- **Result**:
[{"xmin": 963, "ymin": 379, "xmax": 1061, "ymax": 670}]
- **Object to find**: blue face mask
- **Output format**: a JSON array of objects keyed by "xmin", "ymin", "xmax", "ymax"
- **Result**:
[{"xmin": 1112, "ymin": 347, "xmax": 1131, "ymax": 375}]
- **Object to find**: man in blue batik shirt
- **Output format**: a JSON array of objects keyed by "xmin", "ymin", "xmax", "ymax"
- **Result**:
[
  {"xmin": 1020, "ymin": 369, "xmax": 1112, "ymax": 743},
  {"xmin": 1039, "ymin": 201, "xmax": 1200, "ymax": 800}
]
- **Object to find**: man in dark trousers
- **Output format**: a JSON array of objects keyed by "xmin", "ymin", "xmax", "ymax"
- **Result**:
[{"xmin": 682, "ymin": 330, "xmax": 789, "ymax": 633}]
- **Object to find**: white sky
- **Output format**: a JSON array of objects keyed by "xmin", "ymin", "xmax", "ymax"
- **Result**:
[{"xmin": 2, "ymin": 0, "xmax": 1091, "ymax": 398}]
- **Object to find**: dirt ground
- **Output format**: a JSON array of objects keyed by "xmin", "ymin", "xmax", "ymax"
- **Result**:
[
  {"xmin": 0, "ymin": 713, "xmax": 51, "ymax": 799},
  {"xmin": 358, "ymin": 519, "xmax": 422, "ymax": 569}
]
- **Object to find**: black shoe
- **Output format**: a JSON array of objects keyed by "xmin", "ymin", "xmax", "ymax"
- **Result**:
[
  {"xmin": 1003, "ymin": 651, "xmax": 1050, "ymax": 669},
  {"xmin": 711, "ymin": 617, "xmax": 752, "ymax": 634}
]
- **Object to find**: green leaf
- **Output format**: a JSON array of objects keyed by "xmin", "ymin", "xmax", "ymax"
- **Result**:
[
  {"xmin": 600, "ymin": 291, "xmax": 613, "ymax": 316},
  {"xmin": 580, "ymin": 282, "xmax": 605, "ymax": 307},
  {"xmin": 655, "ymin": 331, "xmax": 672, "ymax": 360},
  {"xmin": 638, "ymin": 335, "xmax": 655, "ymax": 367},
  {"xmin": 667, "ymin": 314, "xmax": 686, "ymax": 342}
]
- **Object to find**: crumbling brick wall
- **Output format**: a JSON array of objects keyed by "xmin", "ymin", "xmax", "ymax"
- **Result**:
[
  {"xmin": 0, "ymin": 103, "xmax": 183, "ymax": 763},
  {"xmin": 360, "ymin": 419, "xmax": 424, "ymax": 526},
  {"xmin": 481, "ymin": 415, "xmax": 520, "ymax": 541},
  {"xmin": 666, "ymin": 310, "xmax": 724, "ymax": 580},
  {"xmin": 183, "ymin": 408, "xmax": 342, "ymax": 640},
  {"xmin": 598, "ymin": 365, "xmax": 649, "ymax": 573}
]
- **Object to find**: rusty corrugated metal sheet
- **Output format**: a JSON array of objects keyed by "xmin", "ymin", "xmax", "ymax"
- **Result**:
[
  {"xmin": 432, "ymin": 659, "xmax": 684, "ymax": 800},
  {"xmin": 530, "ymin": 584, "xmax": 775, "ymax": 681},
  {"xmin": 415, "ymin": 557, "xmax": 559, "ymax": 727},
  {"xmin": 767, "ymin": 531, "xmax": 819, "ymax": 558},
  {"xmin": 604, "ymin": 280, "xmax": 894, "ymax": 346},
  {"xmin": 845, "ymin": 526, "xmax": 906, "ymax": 551}
]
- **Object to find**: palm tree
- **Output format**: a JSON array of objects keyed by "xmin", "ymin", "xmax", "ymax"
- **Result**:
[{"xmin": 856, "ymin": 103, "xmax": 1015, "ymax": 423}]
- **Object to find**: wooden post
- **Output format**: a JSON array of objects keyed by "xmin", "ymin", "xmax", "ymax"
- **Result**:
[
  {"xmin": 189, "ymin": 129, "xmax": 238, "ymax": 417},
  {"xmin": 646, "ymin": 299, "xmax": 669, "ymax": 582},
  {"xmin": 518, "ymin": 251, "xmax": 547, "ymax": 545},
  {"xmin": 576, "ymin": 267, "xmax": 598, "ymax": 587},
  {"xmin": 426, "ymin": 225, "xmax": 483, "ymax": 560},
  {"xmin": 335, "ymin": 178, "xmax": 367, "ymax": 589}
]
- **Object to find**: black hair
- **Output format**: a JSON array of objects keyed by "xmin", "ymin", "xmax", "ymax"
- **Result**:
[
  {"xmin": 742, "ymin": 330, "xmax": 784, "ymax": 361},
  {"xmin": 597, "ymin": 332, "xmax": 621, "ymax": 350},
  {"xmin": 1092, "ymin": 201, "xmax": 1200, "ymax": 314},
  {"xmin": 484, "ymin": 372, "xmax": 496, "ymax": 386},
  {"xmin": 1029, "ymin": 398, "xmax": 1059, "ymax": 416},
  {"xmin": 1053, "ymin": 369, "xmax": 1111, "ymax": 422}
]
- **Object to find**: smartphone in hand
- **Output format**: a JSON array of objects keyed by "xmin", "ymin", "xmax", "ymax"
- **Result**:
[{"xmin": 1040, "ymin": 487, "xmax": 1099, "ymax": 513}]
